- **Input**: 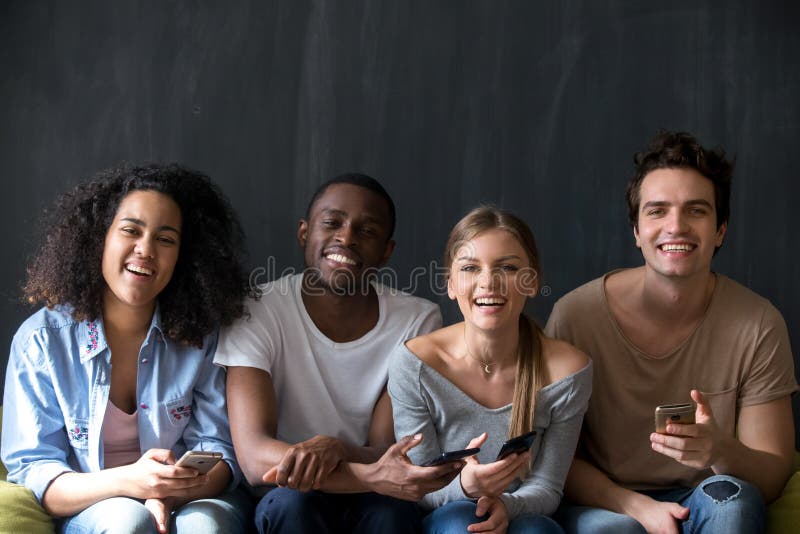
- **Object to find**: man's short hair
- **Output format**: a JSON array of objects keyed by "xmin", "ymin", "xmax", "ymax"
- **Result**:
[
  {"xmin": 305, "ymin": 173, "xmax": 396, "ymax": 238},
  {"xmin": 626, "ymin": 130, "xmax": 733, "ymax": 230}
]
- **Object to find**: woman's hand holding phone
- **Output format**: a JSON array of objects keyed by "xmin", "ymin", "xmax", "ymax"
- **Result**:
[
  {"xmin": 123, "ymin": 448, "xmax": 209, "ymax": 500},
  {"xmin": 459, "ymin": 433, "xmax": 530, "ymax": 499}
]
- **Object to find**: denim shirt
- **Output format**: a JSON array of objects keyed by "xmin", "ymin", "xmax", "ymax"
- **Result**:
[{"xmin": 1, "ymin": 305, "xmax": 241, "ymax": 502}]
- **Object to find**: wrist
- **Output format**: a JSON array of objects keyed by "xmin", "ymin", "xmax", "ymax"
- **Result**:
[{"xmin": 347, "ymin": 461, "xmax": 375, "ymax": 492}]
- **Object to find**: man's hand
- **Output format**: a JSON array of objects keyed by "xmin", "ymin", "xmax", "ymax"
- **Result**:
[
  {"xmin": 262, "ymin": 435, "xmax": 346, "ymax": 491},
  {"xmin": 627, "ymin": 493, "xmax": 689, "ymax": 534},
  {"xmin": 459, "ymin": 433, "xmax": 530, "ymax": 498},
  {"xmin": 467, "ymin": 496, "xmax": 509, "ymax": 534},
  {"xmin": 650, "ymin": 390, "xmax": 724, "ymax": 470},
  {"xmin": 122, "ymin": 449, "xmax": 208, "ymax": 500},
  {"xmin": 362, "ymin": 434, "xmax": 464, "ymax": 501}
]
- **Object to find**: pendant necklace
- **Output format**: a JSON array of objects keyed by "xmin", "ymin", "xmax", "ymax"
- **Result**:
[{"xmin": 463, "ymin": 328, "xmax": 495, "ymax": 374}]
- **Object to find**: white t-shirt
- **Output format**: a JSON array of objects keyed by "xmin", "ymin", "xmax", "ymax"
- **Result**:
[{"xmin": 215, "ymin": 273, "xmax": 442, "ymax": 446}]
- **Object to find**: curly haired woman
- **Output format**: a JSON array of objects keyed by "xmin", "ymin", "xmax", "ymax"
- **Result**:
[{"xmin": 1, "ymin": 164, "xmax": 252, "ymax": 533}]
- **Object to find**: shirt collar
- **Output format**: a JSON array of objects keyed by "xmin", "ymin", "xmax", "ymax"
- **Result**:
[{"xmin": 79, "ymin": 304, "xmax": 167, "ymax": 363}]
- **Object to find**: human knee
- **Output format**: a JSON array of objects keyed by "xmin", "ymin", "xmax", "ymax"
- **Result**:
[
  {"xmin": 423, "ymin": 501, "xmax": 481, "ymax": 534},
  {"xmin": 254, "ymin": 488, "xmax": 326, "ymax": 531},
  {"xmin": 554, "ymin": 504, "xmax": 645, "ymax": 534},
  {"xmin": 699, "ymin": 475, "xmax": 762, "ymax": 507},
  {"xmin": 66, "ymin": 497, "xmax": 156, "ymax": 534},
  {"xmin": 173, "ymin": 492, "xmax": 251, "ymax": 534},
  {"xmin": 508, "ymin": 513, "xmax": 564, "ymax": 534},
  {"xmin": 355, "ymin": 494, "xmax": 421, "ymax": 533},
  {"xmin": 689, "ymin": 475, "xmax": 766, "ymax": 532}
]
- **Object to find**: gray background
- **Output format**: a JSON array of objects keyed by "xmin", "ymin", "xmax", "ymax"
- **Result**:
[{"xmin": 2, "ymin": 1, "xmax": 798, "ymax": 442}]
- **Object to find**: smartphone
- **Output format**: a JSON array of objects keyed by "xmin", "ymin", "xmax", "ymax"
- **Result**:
[
  {"xmin": 421, "ymin": 448, "xmax": 480, "ymax": 467},
  {"xmin": 654, "ymin": 403, "xmax": 696, "ymax": 434},
  {"xmin": 496, "ymin": 430, "xmax": 538, "ymax": 460},
  {"xmin": 175, "ymin": 450, "xmax": 223, "ymax": 474}
]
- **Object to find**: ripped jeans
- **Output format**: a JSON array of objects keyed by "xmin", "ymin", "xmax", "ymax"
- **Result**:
[{"xmin": 554, "ymin": 474, "xmax": 765, "ymax": 534}]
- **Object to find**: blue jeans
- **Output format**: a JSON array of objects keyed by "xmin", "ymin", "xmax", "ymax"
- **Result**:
[
  {"xmin": 254, "ymin": 487, "xmax": 421, "ymax": 533},
  {"xmin": 424, "ymin": 499, "xmax": 564, "ymax": 534},
  {"xmin": 554, "ymin": 474, "xmax": 765, "ymax": 534},
  {"xmin": 59, "ymin": 488, "xmax": 252, "ymax": 534}
]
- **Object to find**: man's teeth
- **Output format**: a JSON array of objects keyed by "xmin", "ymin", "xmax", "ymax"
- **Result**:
[
  {"xmin": 475, "ymin": 297, "xmax": 505, "ymax": 306},
  {"xmin": 660, "ymin": 244, "xmax": 693, "ymax": 252},
  {"xmin": 126, "ymin": 264, "xmax": 153, "ymax": 276},
  {"xmin": 326, "ymin": 253, "xmax": 357, "ymax": 266}
]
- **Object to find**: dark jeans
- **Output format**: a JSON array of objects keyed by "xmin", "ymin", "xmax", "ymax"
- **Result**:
[{"xmin": 254, "ymin": 487, "xmax": 422, "ymax": 534}]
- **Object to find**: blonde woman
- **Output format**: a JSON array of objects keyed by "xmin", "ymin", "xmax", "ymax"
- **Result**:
[{"xmin": 388, "ymin": 207, "xmax": 591, "ymax": 534}]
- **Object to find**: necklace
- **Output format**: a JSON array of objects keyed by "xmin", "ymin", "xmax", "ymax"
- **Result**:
[{"xmin": 463, "ymin": 328, "xmax": 495, "ymax": 374}]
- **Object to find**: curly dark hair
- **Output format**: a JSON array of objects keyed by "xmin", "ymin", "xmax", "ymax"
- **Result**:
[
  {"xmin": 627, "ymin": 130, "xmax": 733, "ymax": 231},
  {"xmin": 24, "ymin": 163, "xmax": 250, "ymax": 347}
]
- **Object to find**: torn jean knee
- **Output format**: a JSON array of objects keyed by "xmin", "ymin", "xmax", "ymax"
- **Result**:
[{"xmin": 701, "ymin": 478, "xmax": 741, "ymax": 503}]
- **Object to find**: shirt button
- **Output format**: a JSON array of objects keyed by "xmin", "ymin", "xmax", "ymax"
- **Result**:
[
  {"xmin": 140, "ymin": 403, "xmax": 148, "ymax": 409},
  {"xmin": 141, "ymin": 358, "xmax": 148, "ymax": 364}
]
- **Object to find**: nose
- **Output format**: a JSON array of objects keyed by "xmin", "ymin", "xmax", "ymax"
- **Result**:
[
  {"xmin": 135, "ymin": 237, "xmax": 154, "ymax": 258},
  {"xmin": 334, "ymin": 223, "xmax": 356, "ymax": 246},
  {"xmin": 665, "ymin": 210, "xmax": 689, "ymax": 234}
]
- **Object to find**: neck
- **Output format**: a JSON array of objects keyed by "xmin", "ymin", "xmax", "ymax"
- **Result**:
[
  {"xmin": 102, "ymin": 291, "xmax": 154, "ymax": 340},
  {"xmin": 640, "ymin": 269, "xmax": 716, "ymax": 322},
  {"xmin": 463, "ymin": 322, "xmax": 519, "ymax": 369}
]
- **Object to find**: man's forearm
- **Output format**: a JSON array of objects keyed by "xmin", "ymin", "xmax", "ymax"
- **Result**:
[
  {"xmin": 712, "ymin": 435, "xmax": 793, "ymax": 502},
  {"xmin": 564, "ymin": 458, "xmax": 644, "ymax": 515}
]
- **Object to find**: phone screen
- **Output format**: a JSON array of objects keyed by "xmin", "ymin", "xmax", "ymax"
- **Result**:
[
  {"xmin": 421, "ymin": 447, "xmax": 480, "ymax": 467},
  {"xmin": 496, "ymin": 430, "xmax": 537, "ymax": 460}
]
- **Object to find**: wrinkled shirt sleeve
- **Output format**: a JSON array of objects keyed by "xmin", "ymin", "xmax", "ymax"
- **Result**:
[{"xmin": 2, "ymin": 328, "xmax": 74, "ymax": 502}]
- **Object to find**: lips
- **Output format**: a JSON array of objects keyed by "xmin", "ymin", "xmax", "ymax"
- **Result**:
[
  {"xmin": 323, "ymin": 248, "xmax": 360, "ymax": 268},
  {"xmin": 125, "ymin": 263, "xmax": 154, "ymax": 276},
  {"xmin": 658, "ymin": 242, "xmax": 696, "ymax": 253}
]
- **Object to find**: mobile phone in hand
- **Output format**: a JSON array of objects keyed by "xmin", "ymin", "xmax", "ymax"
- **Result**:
[
  {"xmin": 175, "ymin": 450, "xmax": 223, "ymax": 474},
  {"xmin": 421, "ymin": 448, "xmax": 480, "ymax": 467},
  {"xmin": 654, "ymin": 403, "xmax": 695, "ymax": 434},
  {"xmin": 496, "ymin": 430, "xmax": 537, "ymax": 460}
]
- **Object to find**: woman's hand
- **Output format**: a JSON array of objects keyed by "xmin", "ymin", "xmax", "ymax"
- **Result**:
[
  {"xmin": 468, "ymin": 496, "xmax": 509, "ymax": 534},
  {"xmin": 459, "ymin": 433, "xmax": 530, "ymax": 498},
  {"xmin": 144, "ymin": 497, "xmax": 178, "ymax": 534},
  {"xmin": 123, "ymin": 448, "xmax": 208, "ymax": 499}
]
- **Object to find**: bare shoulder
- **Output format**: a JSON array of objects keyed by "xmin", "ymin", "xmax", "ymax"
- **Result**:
[
  {"xmin": 540, "ymin": 335, "xmax": 590, "ymax": 384},
  {"xmin": 405, "ymin": 324, "xmax": 460, "ymax": 368}
]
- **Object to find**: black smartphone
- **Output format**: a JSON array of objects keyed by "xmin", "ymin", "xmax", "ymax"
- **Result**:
[
  {"xmin": 421, "ymin": 447, "xmax": 480, "ymax": 467},
  {"xmin": 496, "ymin": 430, "xmax": 537, "ymax": 460}
]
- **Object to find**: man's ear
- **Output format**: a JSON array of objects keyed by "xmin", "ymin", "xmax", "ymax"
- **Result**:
[
  {"xmin": 715, "ymin": 221, "xmax": 727, "ymax": 248},
  {"xmin": 378, "ymin": 239, "xmax": 396, "ymax": 267},
  {"xmin": 633, "ymin": 224, "xmax": 641, "ymax": 249},
  {"xmin": 297, "ymin": 219, "xmax": 308, "ymax": 248}
]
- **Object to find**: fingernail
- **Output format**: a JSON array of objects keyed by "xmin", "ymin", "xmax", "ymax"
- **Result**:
[{"xmin": 413, "ymin": 433, "xmax": 422, "ymax": 440}]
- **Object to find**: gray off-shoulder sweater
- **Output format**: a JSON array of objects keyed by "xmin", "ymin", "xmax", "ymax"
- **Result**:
[{"xmin": 387, "ymin": 344, "xmax": 592, "ymax": 519}]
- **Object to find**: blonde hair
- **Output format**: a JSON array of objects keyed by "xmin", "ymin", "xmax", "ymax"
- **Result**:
[{"xmin": 444, "ymin": 206, "xmax": 544, "ymax": 437}]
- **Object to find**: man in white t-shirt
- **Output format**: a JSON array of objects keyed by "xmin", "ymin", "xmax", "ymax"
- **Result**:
[{"xmin": 215, "ymin": 174, "xmax": 462, "ymax": 533}]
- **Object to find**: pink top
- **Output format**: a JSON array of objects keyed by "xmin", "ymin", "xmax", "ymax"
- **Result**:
[{"xmin": 101, "ymin": 401, "xmax": 141, "ymax": 468}]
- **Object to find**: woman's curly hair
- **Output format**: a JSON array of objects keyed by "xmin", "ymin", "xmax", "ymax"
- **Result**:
[{"xmin": 24, "ymin": 163, "xmax": 250, "ymax": 347}]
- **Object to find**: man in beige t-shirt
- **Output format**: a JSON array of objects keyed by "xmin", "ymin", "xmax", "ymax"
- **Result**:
[{"xmin": 546, "ymin": 130, "xmax": 797, "ymax": 534}]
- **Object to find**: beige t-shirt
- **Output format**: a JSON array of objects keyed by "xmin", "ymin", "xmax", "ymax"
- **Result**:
[{"xmin": 545, "ymin": 271, "xmax": 797, "ymax": 490}]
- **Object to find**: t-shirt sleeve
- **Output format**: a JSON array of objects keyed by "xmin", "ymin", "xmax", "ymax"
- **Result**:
[
  {"xmin": 738, "ymin": 303, "xmax": 798, "ymax": 406},
  {"xmin": 213, "ymin": 299, "xmax": 278, "ymax": 374},
  {"xmin": 500, "ymin": 362, "xmax": 593, "ymax": 519}
]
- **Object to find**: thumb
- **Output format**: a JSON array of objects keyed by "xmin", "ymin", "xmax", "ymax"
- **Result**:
[
  {"xmin": 143, "ymin": 448, "xmax": 176, "ymax": 465},
  {"xmin": 464, "ymin": 433, "xmax": 487, "ymax": 464},
  {"xmin": 669, "ymin": 502, "xmax": 690, "ymax": 520},
  {"xmin": 262, "ymin": 466, "xmax": 278, "ymax": 484},
  {"xmin": 474, "ymin": 496, "xmax": 491, "ymax": 517},
  {"xmin": 145, "ymin": 499, "xmax": 169, "ymax": 534},
  {"xmin": 691, "ymin": 389, "xmax": 714, "ymax": 422},
  {"xmin": 397, "ymin": 433, "xmax": 423, "ymax": 455},
  {"xmin": 466, "ymin": 432, "xmax": 487, "ymax": 450}
]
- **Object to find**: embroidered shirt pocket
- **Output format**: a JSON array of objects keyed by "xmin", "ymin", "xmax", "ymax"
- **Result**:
[
  {"xmin": 67, "ymin": 419, "xmax": 90, "ymax": 449},
  {"xmin": 166, "ymin": 397, "xmax": 193, "ymax": 426}
]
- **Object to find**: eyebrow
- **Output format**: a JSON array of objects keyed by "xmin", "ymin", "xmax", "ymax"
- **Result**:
[
  {"xmin": 319, "ymin": 208, "xmax": 385, "ymax": 225},
  {"xmin": 120, "ymin": 217, "xmax": 181, "ymax": 234},
  {"xmin": 641, "ymin": 199, "xmax": 714, "ymax": 209},
  {"xmin": 455, "ymin": 254, "xmax": 523, "ymax": 262}
]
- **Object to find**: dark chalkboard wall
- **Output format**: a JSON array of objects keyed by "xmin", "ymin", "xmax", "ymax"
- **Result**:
[{"xmin": 2, "ymin": 1, "xmax": 799, "ymax": 442}]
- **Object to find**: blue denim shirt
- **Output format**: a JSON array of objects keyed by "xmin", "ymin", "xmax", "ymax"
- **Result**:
[{"xmin": 1, "ymin": 305, "xmax": 241, "ymax": 502}]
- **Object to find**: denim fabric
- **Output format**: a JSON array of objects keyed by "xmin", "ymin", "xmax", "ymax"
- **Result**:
[
  {"xmin": 554, "ymin": 474, "xmax": 765, "ymax": 534},
  {"xmin": 254, "ymin": 487, "xmax": 421, "ymax": 534},
  {"xmin": 59, "ymin": 488, "xmax": 252, "ymax": 534},
  {"xmin": 2, "ymin": 306, "xmax": 241, "ymax": 501},
  {"xmin": 424, "ymin": 499, "xmax": 564, "ymax": 534}
]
